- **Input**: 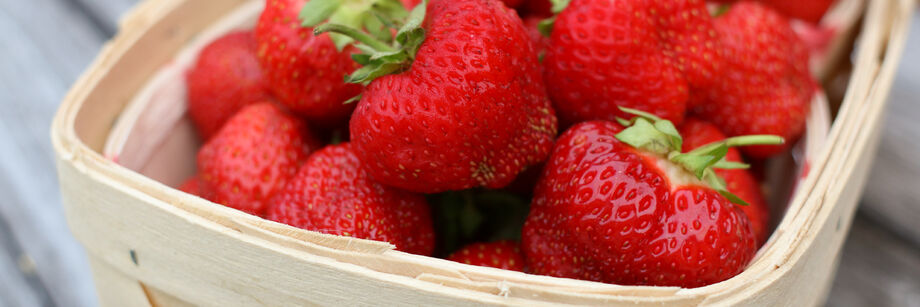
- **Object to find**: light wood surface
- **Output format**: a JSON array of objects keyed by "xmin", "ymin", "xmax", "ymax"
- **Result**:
[{"xmin": 1, "ymin": 0, "xmax": 919, "ymax": 306}]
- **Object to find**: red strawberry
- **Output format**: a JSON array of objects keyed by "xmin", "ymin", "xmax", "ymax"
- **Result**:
[
  {"xmin": 523, "ymin": 16, "xmax": 550, "ymax": 57},
  {"xmin": 255, "ymin": 0, "xmax": 362, "ymax": 125},
  {"xmin": 542, "ymin": 0, "xmax": 724, "ymax": 125},
  {"xmin": 712, "ymin": 0, "xmax": 835, "ymax": 24},
  {"xmin": 693, "ymin": 2, "xmax": 816, "ymax": 158},
  {"xmin": 198, "ymin": 103, "xmax": 321, "ymax": 216},
  {"xmin": 651, "ymin": 0, "xmax": 725, "ymax": 107},
  {"xmin": 186, "ymin": 31, "xmax": 271, "ymax": 140},
  {"xmin": 313, "ymin": 0, "xmax": 556, "ymax": 193},
  {"xmin": 178, "ymin": 176, "xmax": 206, "ymax": 197},
  {"xmin": 447, "ymin": 240, "xmax": 525, "ymax": 271},
  {"xmin": 680, "ymin": 118, "xmax": 770, "ymax": 245},
  {"xmin": 268, "ymin": 143, "xmax": 435, "ymax": 255},
  {"xmin": 761, "ymin": 0, "xmax": 835, "ymax": 23},
  {"xmin": 523, "ymin": 110, "xmax": 778, "ymax": 287}
]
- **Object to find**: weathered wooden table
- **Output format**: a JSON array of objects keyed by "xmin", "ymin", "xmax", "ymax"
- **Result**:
[{"xmin": 1, "ymin": 1, "xmax": 917, "ymax": 306}]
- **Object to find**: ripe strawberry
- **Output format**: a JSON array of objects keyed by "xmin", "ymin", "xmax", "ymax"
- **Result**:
[
  {"xmin": 542, "ymin": 0, "xmax": 723, "ymax": 125},
  {"xmin": 186, "ymin": 31, "xmax": 271, "ymax": 140},
  {"xmin": 447, "ymin": 240, "xmax": 525, "ymax": 272},
  {"xmin": 761, "ymin": 0, "xmax": 835, "ymax": 23},
  {"xmin": 652, "ymin": 0, "xmax": 725, "ymax": 107},
  {"xmin": 680, "ymin": 118, "xmax": 770, "ymax": 245},
  {"xmin": 523, "ymin": 110, "xmax": 779, "ymax": 287},
  {"xmin": 693, "ymin": 2, "xmax": 816, "ymax": 158},
  {"xmin": 198, "ymin": 103, "xmax": 321, "ymax": 216},
  {"xmin": 268, "ymin": 143, "xmax": 435, "ymax": 255},
  {"xmin": 312, "ymin": 0, "xmax": 556, "ymax": 193},
  {"xmin": 712, "ymin": 0, "xmax": 835, "ymax": 24},
  {"xmin": 178, "ymin": 176, "xmax": 207, "ymax": 198},
  {"xmin": 255, "ymin": 0, "xmax": 362, "ymax": 125},
  {"xmin": 523, "ymin": 16, "xmax": 550, "ymax": 57}
]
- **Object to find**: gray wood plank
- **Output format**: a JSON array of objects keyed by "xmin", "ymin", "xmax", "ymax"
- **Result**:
[
  {"xmin": 73, "ymin": 0, "xmax": 140, "ymax": 35},
  {"xmin": 0, "ymin": 217, "xmax": 47, "ymax": 307},
  {"xmin": 0, "ymin": 0, "xmax": 112, "ymax": 305},
  {"xmin": 826, "ymin": 214, "xmax": 920, "ymax": 307},
  {"xmin": 860, "ymin": 14, "xmax": 920, "ymax": 247}
]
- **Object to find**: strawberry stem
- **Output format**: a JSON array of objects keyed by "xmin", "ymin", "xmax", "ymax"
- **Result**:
[
  {"xmin": 724, "ymin": 135, "xmax": 785, "ymax": 147},
  {"xmin": 613, "ymin": 106, "xmax": 784, "ymax": 207},
  {"xmin": 314, "ymin": 24, "xmax": 396, "ymax": 52}
]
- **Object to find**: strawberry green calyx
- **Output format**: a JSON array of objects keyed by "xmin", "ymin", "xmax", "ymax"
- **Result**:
[
  {"xmin": 537, "ymin": 0, "xmax": 571, "ymax": 37},
  {"xmin": 300, "ymin": 0, "xmax": 410, "ymax": 50},
  {"xmin": 614, "ymin": 107, "xmax": 783, "ymax": 206},
  {"xmin": 309, "ymin": 0, "xmax": 427, "ymax": 84}
]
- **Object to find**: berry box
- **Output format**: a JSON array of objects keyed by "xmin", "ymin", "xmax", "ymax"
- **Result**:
[{"xmin": 52, "ymin": 0, "xmax": 912, "ymax": 305}]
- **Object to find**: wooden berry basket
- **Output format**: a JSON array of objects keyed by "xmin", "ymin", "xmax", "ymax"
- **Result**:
[{"xmin": 51, "ymin": 0, "xmax": 913, "ymax": 305}]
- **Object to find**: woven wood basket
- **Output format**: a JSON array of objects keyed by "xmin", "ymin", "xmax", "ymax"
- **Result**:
[{"xmin": 51, "ymin": 0, "xmax": 913, "ymax": 305}]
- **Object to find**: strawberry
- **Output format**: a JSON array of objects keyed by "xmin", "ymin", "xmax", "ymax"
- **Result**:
[
  {"xmin": 186, "ymin": 31, "xmax": 271, "ymax": 140},
  {"xmin": 523, "ymin": 16, "xmax": 550, "ymax": 57},
  {"xmin": 309, "ymin": 0, "xmax": 557, "ymax": 193},
  {"xmin": 760, "ymin": 0, "xmax": 835, "ymax": 23},
  {"xmin": 652, "ymin": 0, "xmax": 725, "ymax": 107},
  {"xmin": 522, "ymin": 109, "xmax": 780, "ymax": 287},
  {"xmin": 680, "ymin": 118, "xmax": 770, "ymax": 245},
  {"xmin": 268, "ymin": 143, "xmax": 435, "ymax": 255},
  {"xmin": 178, "ymin": 176, "xmax": 206, "ymax": 197},
  {"xmin": 693, "ymin": 2, "xmax": 816, "ymax": 158},
  {"xmin": 447, "ymin": 240, "xmax": 525, "ymax": 272},
  {"xmin": 254, "ymin": 0, "xmax": 362, "ymax": 125},
  {"xmin": 542, "ymin": 0, "xmax": 723, "ymax": 125},
  {"xmin": 198, "ymin": 103, "xmax": 321, "ymax": 216},
  {"xmin": 712, "ymin": 0, "xmax": 835, "ymax": 24}
]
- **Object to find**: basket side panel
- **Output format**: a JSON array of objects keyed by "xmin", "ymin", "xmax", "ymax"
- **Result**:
[{"xmin": 65, "ymin": 0, "xmax": 250, "ymax": 152}]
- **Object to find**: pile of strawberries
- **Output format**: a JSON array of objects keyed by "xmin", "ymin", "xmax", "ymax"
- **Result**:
[{"xmin": 179, "ymin": 0, "xmax": 826, "ymax": 288}]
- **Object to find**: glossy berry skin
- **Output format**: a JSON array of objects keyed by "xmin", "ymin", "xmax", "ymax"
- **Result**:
[
  {"xmin": 198, "ymin": 103, "xmax": 321, "ymax": 216},
  {"xmin": 652, "ymin": 0, "xmax": 725, "ymax": 107},
  {"xmin": 350, "ymin": 0, "xmax": 557, "ymax": 193},
  {"xmin": 680, "ymin": 119, "xmax": 770, "ymax": 246},
  {"xmin": 255, "ymin": 0, "xmax": 362, "ymax": 125},
  {"xmin": 186, "ymin": 31, "xmax": 271, "ymax": 140},
  {"xmin": 522, "ymin": 121, "xmax": 757, "ymax": 287},
  {"xmin": 447, "ymin": 240, "xmax": 525, "ymax": 272},
  {"xmin": 268, "ymin": 143, "xmax": 435, "ymax": 255},
  {"xmin": 544, "ymin": 0, "xmax": 724, "ymax": 125},
  {"xmin": 693, "ymin": 2, "xmax": 816, "ymax": 158}
]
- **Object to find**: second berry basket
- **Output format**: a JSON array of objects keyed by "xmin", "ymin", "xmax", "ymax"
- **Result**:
[{"xmin": 52, "ymin": 0, "xmax": 912, "ymax": 305}]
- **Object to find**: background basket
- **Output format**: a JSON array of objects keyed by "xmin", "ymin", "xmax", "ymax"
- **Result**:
[{"xmin": 51, "ymin": 0, "xmax": 914, "ymax": 305}]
